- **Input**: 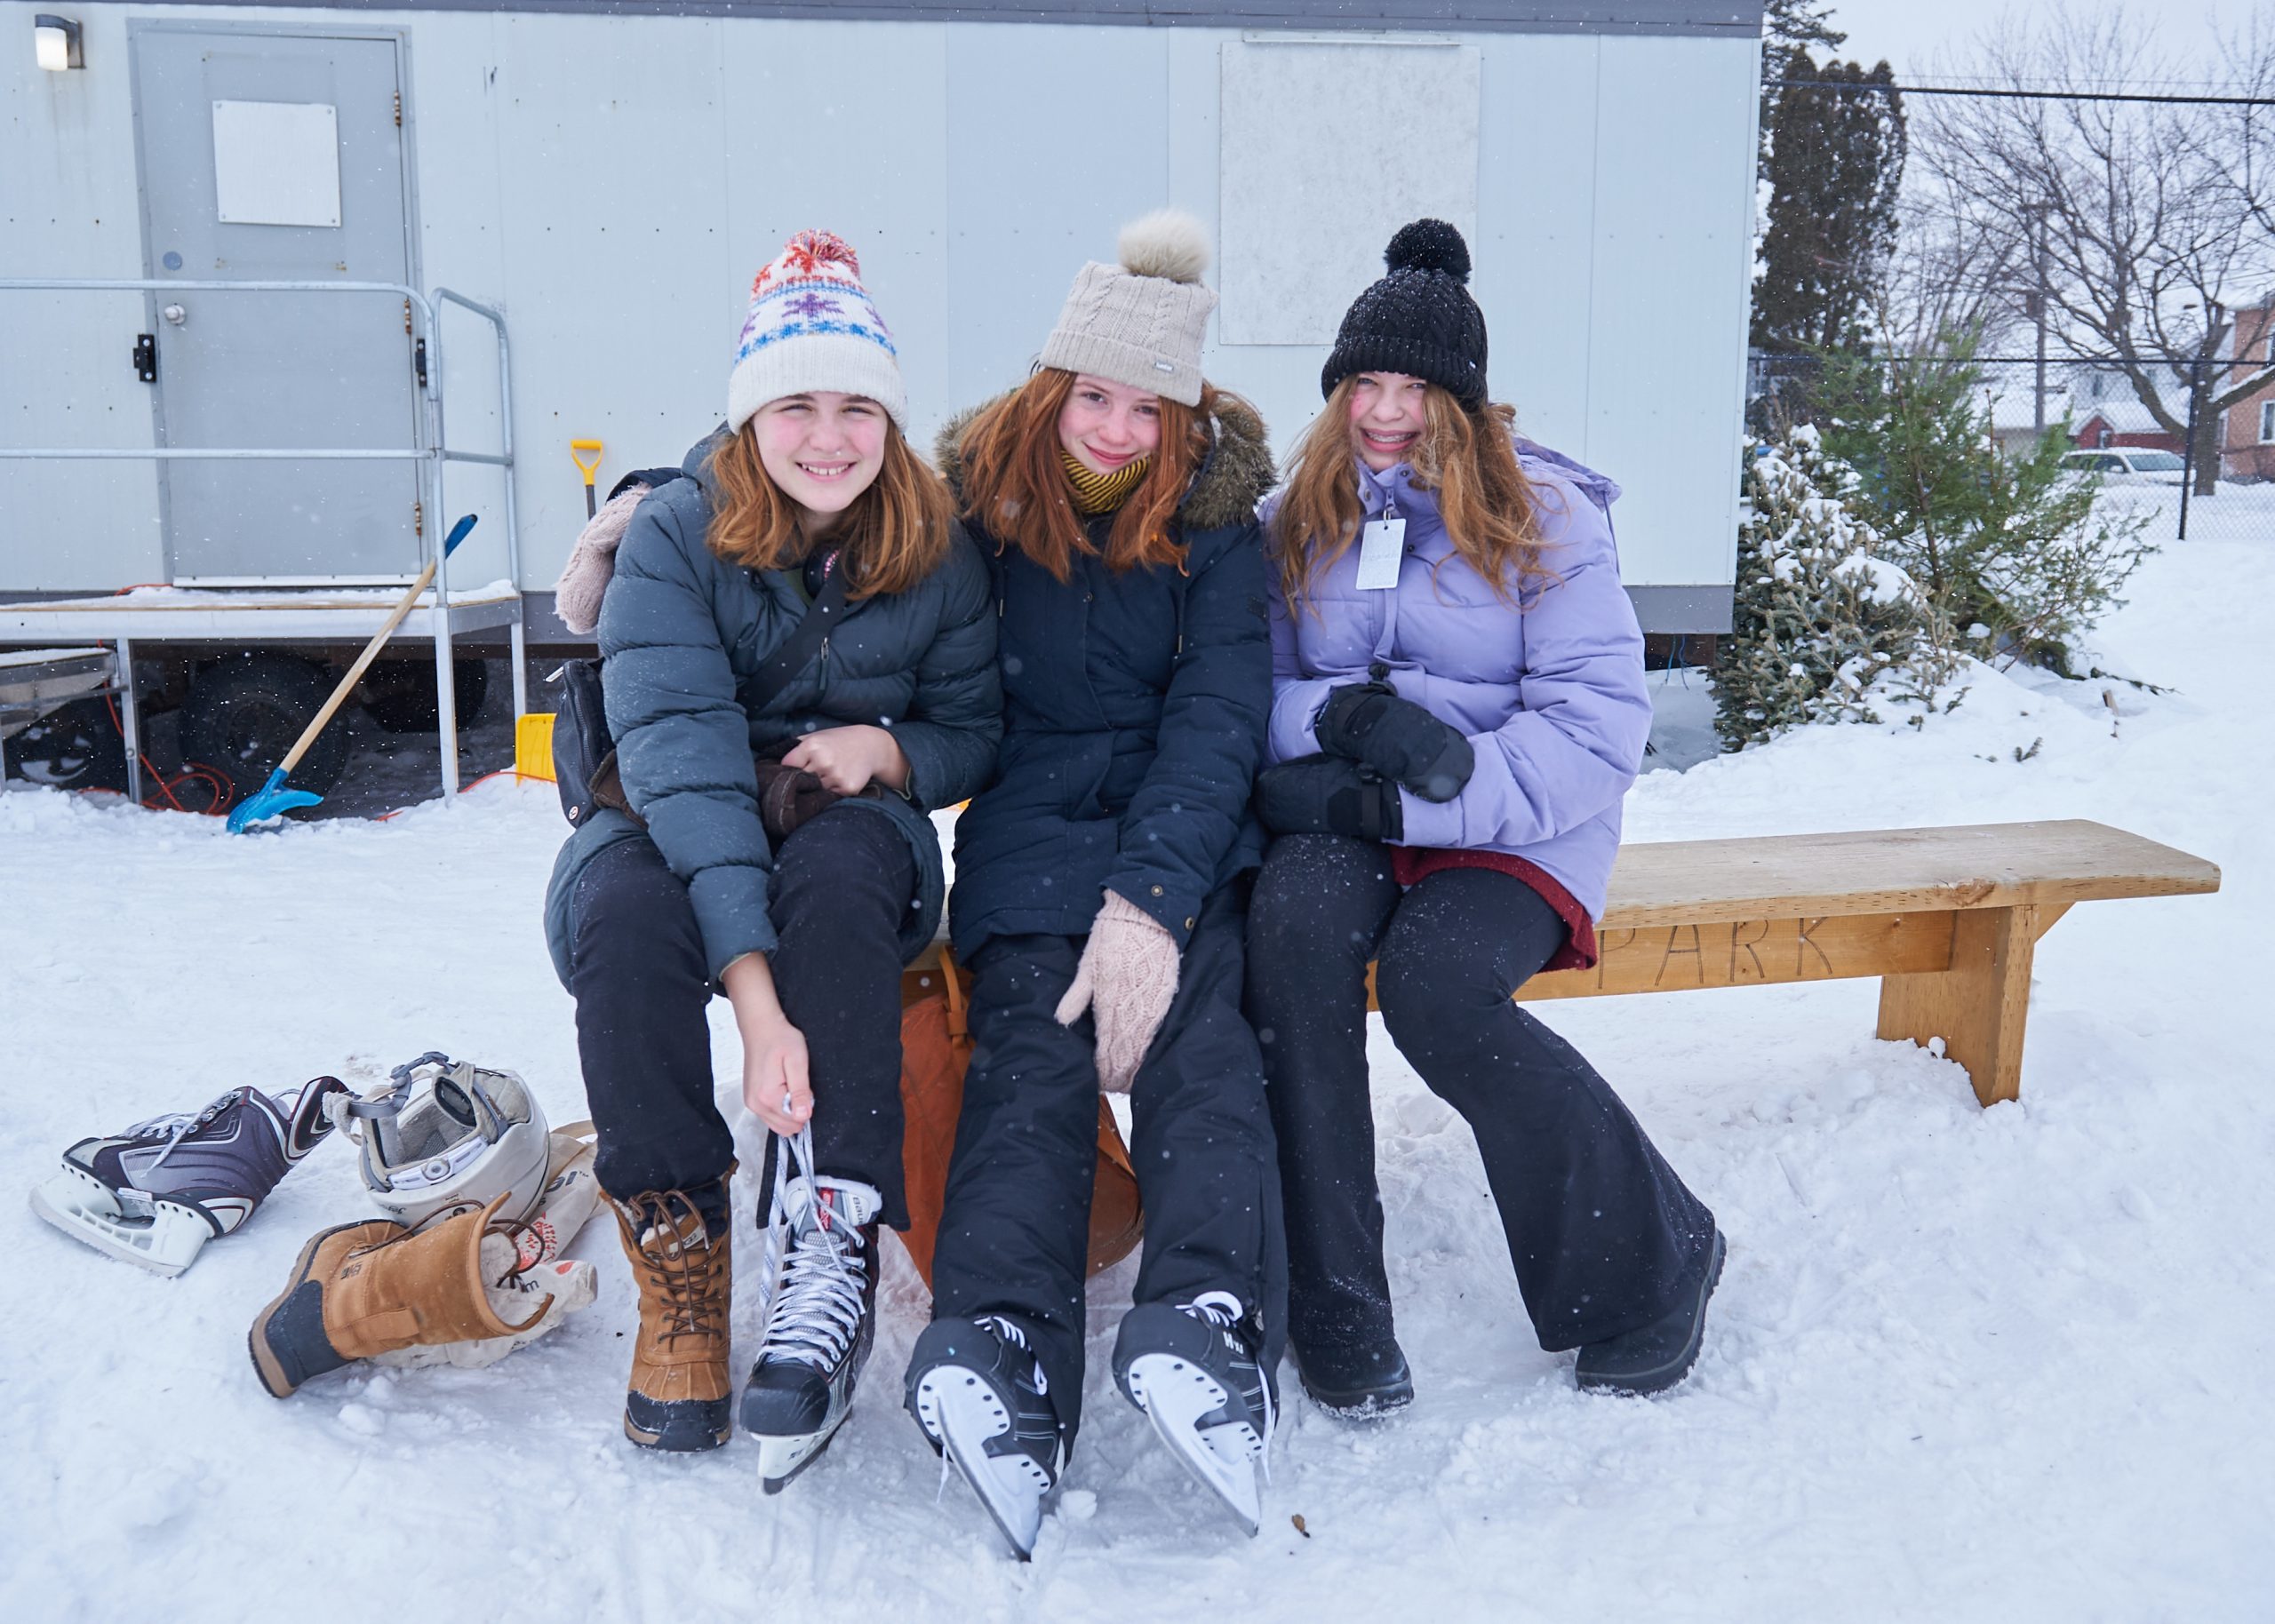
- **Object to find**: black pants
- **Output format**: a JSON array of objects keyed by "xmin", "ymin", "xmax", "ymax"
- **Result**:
[
  {"xmin": 570, "ymin": 805, "xmax": 918, "ymax": 1229},
  {"xmin": 927, "ymin": 882, "xmax": 1287, "ymax": 1442},
  {"xmin": 1245, "ymin": 833, "xmax": 1715, "ymax": 1355}
]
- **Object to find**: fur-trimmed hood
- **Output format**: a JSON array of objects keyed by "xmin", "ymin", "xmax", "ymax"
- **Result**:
[{"xmin": 932, "ymin": 387, "xmax": 1275, "ymax": 535}]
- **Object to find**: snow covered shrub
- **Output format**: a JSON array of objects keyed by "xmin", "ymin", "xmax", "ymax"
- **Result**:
[
  {"xmin": 1816, "ymin": 341, "xmax": 2155, "ymax": 673},
  {"xmin": 1713, "ymin": 426, "xmax": 1960, "ymax": 751}
]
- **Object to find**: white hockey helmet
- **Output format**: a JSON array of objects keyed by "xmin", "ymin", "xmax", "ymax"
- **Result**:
[{"xmin": 329, "ymin": 1052, "xmax": 552, "ymax": 1230}]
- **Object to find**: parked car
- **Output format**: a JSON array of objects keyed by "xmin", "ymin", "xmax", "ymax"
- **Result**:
[{"xmin": 2061, "ymin": 449, "xmax": 2187, "ymax": 485}]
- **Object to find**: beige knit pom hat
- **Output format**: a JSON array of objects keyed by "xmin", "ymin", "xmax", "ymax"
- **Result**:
[{"xmin": 1038, "ymin": 210, "xmax": 1217, "ymax": 407}]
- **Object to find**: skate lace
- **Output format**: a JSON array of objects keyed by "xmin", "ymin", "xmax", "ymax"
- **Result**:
[
  {"xmin": 125, "ymin": 1091, "xmax": 238, "ymax": 1169},
  {"xmin": 627, "ymin": 1190, "xmax": 726, "ymax": 1347},
  {"xmin": 756, "ymin": 1127, "xmax": 869, "ymax": 1372}
]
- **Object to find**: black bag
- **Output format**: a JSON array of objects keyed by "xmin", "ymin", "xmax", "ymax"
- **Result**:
[
  {"xmin": 552, "ymin": 657, "xmax": 611, "ymax": 826},
  {"xmin": 552, "ymin": 508, "xmax": 853, "ymax": 830}
]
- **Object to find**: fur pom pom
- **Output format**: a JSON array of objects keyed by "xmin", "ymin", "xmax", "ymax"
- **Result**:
[
  {"xmin": 1118, "ymin": 209, "xmax": 1212, "ymax": 284},
  {"xmin": 1385, "ymin": 219, "xmax": 1472, "ymax": 283}
]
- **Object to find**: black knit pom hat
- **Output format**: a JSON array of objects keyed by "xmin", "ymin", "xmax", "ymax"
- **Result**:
[{"xmin": 1320, "ymin": 219, "xmax": 1488, "ymax": 408}]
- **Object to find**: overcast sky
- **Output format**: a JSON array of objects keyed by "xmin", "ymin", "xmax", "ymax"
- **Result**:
[{"xmin": 1816, "ymin": 0, "xmax": 2256, "ymax": 82}]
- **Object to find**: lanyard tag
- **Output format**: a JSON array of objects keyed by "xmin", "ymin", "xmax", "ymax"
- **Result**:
[{"xmin": 1354, "ymin": 517, "xmax": 1406, "ymax": 591}]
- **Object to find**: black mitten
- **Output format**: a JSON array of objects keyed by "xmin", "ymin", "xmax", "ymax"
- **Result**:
[
  {"xmin": 1254, "ymin": 754, "xmax": 1404, "ymax": 842},
  {"xmin": 1315, "ymin": 682, "xmax": 1474, "ymax": 803}
]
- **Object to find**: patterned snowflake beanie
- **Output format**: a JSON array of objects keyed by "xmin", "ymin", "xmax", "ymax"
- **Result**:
[{"xmin": 727, "ymin": 229, "xmax": 907, "ymax": 434}]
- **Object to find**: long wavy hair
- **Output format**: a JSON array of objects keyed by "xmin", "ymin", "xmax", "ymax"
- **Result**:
[
  {"xmin": 1270, "ymin": 377, "xmax": 1553, "ymax": 617},
  {"xmin": 955, "ymin": 368, "xmax": 1219, "ymax": 580},
  {"xmin": 704, "ymin": 414, "xmax": 956, "ymax": 598}
]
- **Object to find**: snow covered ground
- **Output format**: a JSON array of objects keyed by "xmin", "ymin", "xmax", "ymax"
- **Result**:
[{"xmin": 4, "ymin": 540, "xmax": 2270, "ymax": 1623}]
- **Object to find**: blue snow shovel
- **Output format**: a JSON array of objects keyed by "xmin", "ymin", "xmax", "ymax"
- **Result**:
[{"xmin": 228, "ymin": 514, "xmax": 479, "ymax": 832}]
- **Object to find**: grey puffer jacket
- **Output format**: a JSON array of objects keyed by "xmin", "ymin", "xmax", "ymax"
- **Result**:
[{"xmin": 543, "ymin": 430, "xmax": 1002, "ymax": 986}]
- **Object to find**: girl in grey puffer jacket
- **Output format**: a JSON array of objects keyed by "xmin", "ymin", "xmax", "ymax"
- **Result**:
[
  {"xmin": 1246, "ymin": 222, "xmax": 1722, "ymax": 1412},
  {"xmin": 551, "ymin": 232, "xmax": 999, "ymax": 1475}
]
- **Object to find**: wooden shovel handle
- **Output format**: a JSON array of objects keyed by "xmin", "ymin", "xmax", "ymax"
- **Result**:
[{"xmin": 277, "ymin": 556, "xmax": 442, "ymax": 775}]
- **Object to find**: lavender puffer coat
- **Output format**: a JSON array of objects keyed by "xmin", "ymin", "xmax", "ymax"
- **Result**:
[{"xmin": 1265, "ymin": 439, "xmax": 1648, "ymax": 919}]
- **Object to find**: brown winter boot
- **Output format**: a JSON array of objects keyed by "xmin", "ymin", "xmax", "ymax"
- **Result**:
[
  {"xmin": 248, "ymin": 1192, "xmax": 549, "ymax": 1398},
  {"xmin": 611, "ymin": 1184, "xmax": 734, "ymax": 1452}
]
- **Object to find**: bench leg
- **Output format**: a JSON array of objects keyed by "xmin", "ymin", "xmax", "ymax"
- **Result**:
[{"xmin": 1876, "ymin": 904, "xmax": 2064, "ymax": 1107}]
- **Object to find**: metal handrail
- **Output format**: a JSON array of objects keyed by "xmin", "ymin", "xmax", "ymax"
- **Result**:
[{"xmin": 0, "ymin": 275, "xmax": 522, "ymax": 800}]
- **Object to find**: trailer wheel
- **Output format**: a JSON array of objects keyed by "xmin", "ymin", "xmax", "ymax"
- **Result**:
[
  {"xmin": 177, "ymin": 654, "xmax": 350, "ymax": 808},
  {"xmin": 3, "ymin": 697, "xmax": 130, "ymax": 792},
  {"xmin": 362, "ymin": 657, "xmax": 490, "ymax": 734}
]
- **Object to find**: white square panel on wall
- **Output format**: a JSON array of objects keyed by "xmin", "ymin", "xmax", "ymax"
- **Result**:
[
  {"xmin": 1218, "ymin": 40, "xmax": 1480, "ymax": 346},
  {"xmin": 211, "ymin": 100, "xmax": 341, "ymax": 228}
]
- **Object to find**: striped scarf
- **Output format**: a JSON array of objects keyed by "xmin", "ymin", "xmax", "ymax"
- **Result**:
[{"xmin": 1060, "ymin": 451, "xmax": 1150, "ymax": 515}]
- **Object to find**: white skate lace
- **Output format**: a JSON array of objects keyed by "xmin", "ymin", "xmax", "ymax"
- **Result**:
[
  {"xmin": 124, "ymin": 1091, "xmax": 239, "ymax": 1170},
  {"xmin": 755, "ymin": 1127, "xmax": 869, "ymax": 1372}
]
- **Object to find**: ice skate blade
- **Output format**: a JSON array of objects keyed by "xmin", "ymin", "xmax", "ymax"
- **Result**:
[
  {"xmin": 753, "ymin": 1414, "xmax": 846, "ymax": 1496},
  {"xmin": 916, "ymin": 1368, "xmax": 1048, "ymax": 1561},
  {"xmin": 1123, "ymin": 1352, "xmax": 1263, "ymax": 1537},
  {"xmin": 29, "ymin": 1173, "xmax": 211, "ymax": 1277}
]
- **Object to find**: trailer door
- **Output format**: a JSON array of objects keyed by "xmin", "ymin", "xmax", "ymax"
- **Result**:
[{"xmin": 130, "ymin": 25, "xmax": 420, "ymax": 584}]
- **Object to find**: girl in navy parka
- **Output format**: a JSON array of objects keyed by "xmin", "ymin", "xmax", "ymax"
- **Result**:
[
  {"xmin": 1247, "ymin": 222, "xmax": 1722, "ymax": 1412},
  {"xmin": 903, "ymin": 213, "xmax": 1285, "ymax": 1557}
]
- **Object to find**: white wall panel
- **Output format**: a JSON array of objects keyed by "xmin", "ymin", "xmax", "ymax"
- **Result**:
[
  {"xmin": 4, "ymin": 5, "xmax": 1756, "ymax": 611},
  {"xmin": 1584, "ymin": 33, "xmax": 1753, "ymax": 590},
  {"xmin": 2, "ymin": 1, "xmax": 164, "ymax": 590},
  {"xmin": 943, "ymin": 26, "xmax": 1171, "ymax": 409}
]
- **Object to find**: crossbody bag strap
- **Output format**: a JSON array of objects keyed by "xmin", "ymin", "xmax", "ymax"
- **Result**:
[{"xmin": 746, "ymin": 547, "xmax": 850, "ymax": 716}]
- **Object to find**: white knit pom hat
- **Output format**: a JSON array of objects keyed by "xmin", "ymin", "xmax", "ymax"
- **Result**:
[
  {"xmin": 727, "ymin": 229, "xmax": 908, "ymax": 434},
  {"xmin": 1038, "ymin": 210, "xmax": 1217, "ymax": 407}
]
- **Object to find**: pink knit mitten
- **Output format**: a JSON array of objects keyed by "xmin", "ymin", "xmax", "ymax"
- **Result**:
[
  {"xmin": 1054, "ymin": 890, "xmax": 1181, "ymax": 1094},
  {"xmin": 552, "ymin": 482, "xmax": 649, "ymax": 635}
]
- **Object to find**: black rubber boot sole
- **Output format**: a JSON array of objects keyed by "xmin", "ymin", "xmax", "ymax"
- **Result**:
[
  {"xmin": 623, "ymin": 1390, "xmax": 732, "ymax": 1453},
  {"xmin": 1575, "ymin": 1230, "xmax": 1727, "ymax": 1397},
  {"xmin": 246, "ymin": 1223, "xmax": 359, "ymax": 1399}
]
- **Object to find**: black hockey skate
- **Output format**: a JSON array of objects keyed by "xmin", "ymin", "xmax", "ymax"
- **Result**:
[
  {"xmin": 1113, "ymin": 1292, "xmax": 1276, "ymax": 1537},
  {"xmin": 31, "ymin": 1078, "xmax": 350, "ymax": 1276},
  {"xmin": 906, "ymin": 1315, "xmax": 1066, "ymax": 1561},
  {"xmin": 741, "ymin": 1131, "xmax": 882, "ymax": 1494}
]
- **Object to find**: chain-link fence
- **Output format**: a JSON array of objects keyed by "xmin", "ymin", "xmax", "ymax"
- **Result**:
[{"xmin": 1745, "ymin": 348, "xmax": 2275, "ymax": 545}]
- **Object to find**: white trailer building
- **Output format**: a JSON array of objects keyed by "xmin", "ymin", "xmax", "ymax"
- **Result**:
[{"xmin": 3, "ymin": 1, "xmax": 1760, "ymax": 795}]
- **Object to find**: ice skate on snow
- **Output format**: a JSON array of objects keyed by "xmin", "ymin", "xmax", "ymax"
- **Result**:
[
  {"xmin": 740, "ymin": 1127, "xmax": 882, "ymax": 1493},
  {"xmin": 906, "ymin": 1314, "xmax": 1066, "ymax": 1561},
  {"xmin": 1113, "ymin": 1292, "xmax": 1276, "ymax": 1537},
  {"xmin": 29, "ymin": 1077, "xmax": 349, "ymax": 1276}
]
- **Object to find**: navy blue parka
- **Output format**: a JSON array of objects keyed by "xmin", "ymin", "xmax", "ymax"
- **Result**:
[{"xmin": 934, "ymin": 392, "xmax": 1278, "ymax": 958}]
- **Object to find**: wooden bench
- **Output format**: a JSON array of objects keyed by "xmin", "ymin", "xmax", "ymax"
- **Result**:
[{"xmin": 903, "ymin": 819, "xmax": 2221, "ymax": 1109}]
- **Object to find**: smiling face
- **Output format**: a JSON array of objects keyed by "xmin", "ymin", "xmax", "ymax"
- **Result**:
[
  {"xmin": 749, "ymin": 391, "xmax": 890, "ymax": 534},
  {"xmin": 1056, "ymin": 373, "xmax": 1164, "ymax": 475},
  {"xmin": 1346, "ymin": 370, "xmax": 1432, "ymax": 473}
]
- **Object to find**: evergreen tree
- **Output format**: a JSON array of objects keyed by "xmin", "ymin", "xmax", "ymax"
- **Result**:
[
  {"xmin": 1758, "ymin": 0, "xmax": 1847, "ymax": 183},
  {"xmin": 1816, "ymin": 339, "xmax": 2157, "ymax": 673},
  {"xmin": 1753, "ymin": 54, "xmax": 1908, "ymax": 354},
  {"xmin": 1713, "ymin": 427, "xmax": 1958, "ymax": 752}
]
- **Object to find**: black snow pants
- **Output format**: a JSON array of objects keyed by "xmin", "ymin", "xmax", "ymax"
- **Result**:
[
  {"xmin": 1244, "ymin": 833, "xmax": 1716, "ymax": 1356},
  {"xmin": 570, "ymin": 805, "xmax": 918, "ymax": 1230},
  {"xmin": 927, "ymin": 881, "xmax": 1288, "ymax": 1443}
]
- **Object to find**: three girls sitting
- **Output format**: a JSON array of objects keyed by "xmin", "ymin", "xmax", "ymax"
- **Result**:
[{"xmin": 553, "ymin": 213, "xmax": 1719, "ymax": 1556}]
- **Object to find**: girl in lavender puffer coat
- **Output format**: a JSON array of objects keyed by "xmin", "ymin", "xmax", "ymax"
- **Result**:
[{"xmin": 1245, "ymin": 222, "xmax": 1722, "ymax": 1411}]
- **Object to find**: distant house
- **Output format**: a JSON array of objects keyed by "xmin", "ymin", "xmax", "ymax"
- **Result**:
[
  {"xmin": 2220, "ymin": 298, "xmax": 2275, "ymax": 482},
  {"xmin": 2071, "ymin": 401, "xmax": 2185, "ymax": 454},
  {"xmin": 2068, "ymin": 365, "xmax": 2186, "ymax": 454}
]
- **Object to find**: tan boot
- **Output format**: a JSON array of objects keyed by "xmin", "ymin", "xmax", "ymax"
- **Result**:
[
  {"xmin": 611, "ymin": 1185, "xmax": 733, "ymax": 1452},
  {"xmin": 249, "ymin": 1192, "xmax": 549, "ymax": 1397}
]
